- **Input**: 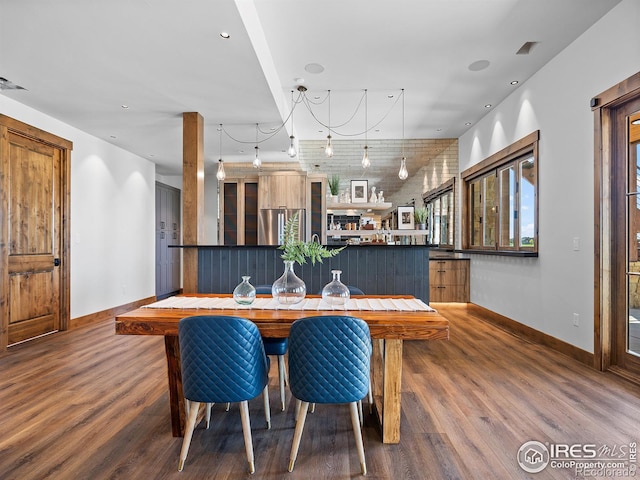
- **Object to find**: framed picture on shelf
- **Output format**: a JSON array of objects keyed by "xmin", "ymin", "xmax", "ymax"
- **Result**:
[
  {"xmin": 398, "ymin": 206, "xmax": 415, "ymax": 230},
  {"xmin": 350, "ymin": 180, "xmax": 368, "ymax": 203}
]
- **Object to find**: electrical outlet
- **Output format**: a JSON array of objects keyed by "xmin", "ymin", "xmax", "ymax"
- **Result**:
[{"xmin": 573, "ymin": 313, "xmax": 580, "ymax": 327}]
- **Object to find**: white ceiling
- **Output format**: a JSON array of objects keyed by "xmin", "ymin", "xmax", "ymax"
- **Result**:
[{"xmin": 0, "ymin": 0, "xmax": 621, "ymax": 196}]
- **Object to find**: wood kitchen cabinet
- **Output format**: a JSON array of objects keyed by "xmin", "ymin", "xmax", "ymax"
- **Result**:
[
  {"xmin": 258, "ymin": 172, "xmax": 306, "ymax": 209},
  {"xmin": 429, "ymin": 258, "xmax": 469, "ymax": 302}
]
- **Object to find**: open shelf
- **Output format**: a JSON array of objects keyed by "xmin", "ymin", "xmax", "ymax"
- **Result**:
[
  {"xmin": 327, "ymin": 202, "xmax": 392, "ymax": 211},
  {"xmin": 326, "ymin": 229, "xmax": 428, "ymax": 236}
]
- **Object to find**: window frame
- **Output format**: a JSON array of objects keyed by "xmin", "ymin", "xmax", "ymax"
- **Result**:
[
  {"xmin": 423, "ymin": 178, "xmax": 455, "ymax": 249},
  {"xmin": 461, "ymin": 131, "xmax": 539, "ymax": 255}
]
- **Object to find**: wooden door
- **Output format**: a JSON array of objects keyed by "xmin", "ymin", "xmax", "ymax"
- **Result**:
[
  {"xmin": 0, "ymin": 116, "xmax": 71, "ymax": 350},
  {"xmin": 611, "ymin": 97, "xmax": 640, "ymax": 377}
]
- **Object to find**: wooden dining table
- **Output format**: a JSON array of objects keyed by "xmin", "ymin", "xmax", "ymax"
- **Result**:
[{"xmin": 115, "ymin": 294, "xmax": 449, "ymax": 444}]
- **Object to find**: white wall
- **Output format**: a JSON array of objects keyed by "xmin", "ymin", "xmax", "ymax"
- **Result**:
[
  {"xmin": 458, "ymin": 0, "xmax": 640, "ymax": 352},
  {"xmin": 0, "ymin": 94, "xmax": 156, "ymax": 319}
]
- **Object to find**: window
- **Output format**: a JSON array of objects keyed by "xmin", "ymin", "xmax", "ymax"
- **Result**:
[
  {"xmin": 423, "ymin": 178, "xmax": 455, "ymax": 248},
  {"xmin": 461, "ymin": 131, "xmax": 539, "ymax": 254}
]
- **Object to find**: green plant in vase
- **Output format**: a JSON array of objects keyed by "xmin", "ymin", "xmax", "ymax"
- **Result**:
[
  {"xmin": 279, "ymin": 212, "xmax": 344, "ymax": 265},
  {"xmin": 414, "ymin": 206, "xmax": 428, "ymax": 230},
  {"xmin": 273, "ymin": 212, "xmax": 344, "ymax": 305}
]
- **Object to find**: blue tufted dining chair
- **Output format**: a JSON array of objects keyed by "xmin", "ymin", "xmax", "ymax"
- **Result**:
[
  {"xmin": 177, "ymin": 315, "xmax": 270, "ymax": 474},
  {"xmin": 287, "ymin": 315, "xmax": 372, "ymax": 475},
  {"xmin": 313, "ymin": 285, "xmax": 372, "ymax": 418},
  {"xmin": 256, "ymin": 284, "xmax": 289, "ymax": 411}
]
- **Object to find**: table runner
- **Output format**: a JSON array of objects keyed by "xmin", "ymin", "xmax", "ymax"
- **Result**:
[{"xmin": 143, "ymin": 296, "xmax": 435, "ymax": 312}]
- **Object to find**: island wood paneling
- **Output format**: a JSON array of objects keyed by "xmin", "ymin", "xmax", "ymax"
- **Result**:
[{"xmin": 196, "ymin": 245, "xmax": 431, "ymax": 302}]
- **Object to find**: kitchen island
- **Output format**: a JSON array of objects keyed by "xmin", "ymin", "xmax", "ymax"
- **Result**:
[{"xmin": 173, "ymin": 244, "xmax": 433, "ymax": 301}]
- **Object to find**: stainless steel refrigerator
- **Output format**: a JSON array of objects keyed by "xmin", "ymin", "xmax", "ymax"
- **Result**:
[{"xmin": 258, "ymin": 208, "xmax": 305, "ymax": 245}]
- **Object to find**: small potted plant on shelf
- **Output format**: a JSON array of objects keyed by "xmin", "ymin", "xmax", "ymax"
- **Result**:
[
  {"xmin": 414, "ymin": 206, "xmax": 428, "ymax": 230},
  {"xmin": 327, "ymin": 175, "xmax": 340, "ymax": 203}
]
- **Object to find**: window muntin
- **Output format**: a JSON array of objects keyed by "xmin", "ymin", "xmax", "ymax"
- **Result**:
[
  {"xmin": 424, "ymin": 179, "xmax": 455, "ymax": 249},
  {"xmin": 519, "ymin": 157, "xmax": 536, "ymax": 249}
]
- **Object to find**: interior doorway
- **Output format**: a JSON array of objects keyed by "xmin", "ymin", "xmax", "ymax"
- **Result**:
[{"xmin": 0, "ymin": 115, "xmax": 71, "ymax": 352}]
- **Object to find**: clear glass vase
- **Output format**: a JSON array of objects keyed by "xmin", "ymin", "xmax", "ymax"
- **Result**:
[
  {"xmin": 233, "ymin": 275, "xmax": 256, "ymax": 305},
  {"xmin": 321, "ymin": 269, "xmax": 350, "ymax": 306},
  {"xmin": 272, "ymin": 260, "xmax": 306, "ymax": 305}
]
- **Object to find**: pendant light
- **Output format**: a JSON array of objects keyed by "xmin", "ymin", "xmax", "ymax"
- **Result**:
[
  {"xmin": 362, "ymin": 89, "xmax": 370, "ymax": 169},
  {"xmin": 216, "ymin": 124, "xmax": 226, "ymax": 181},
  {"xmin": 398, "ymin": 89, "xmax": 408, "ymax": 180},
  {"xmin": 287, "ymin": 90, "xmax": 297, "ymax": 157},
  {"xmin": 253, "ymin": 123, "xmax": 262, "ymax": 168},
  {"xmin": 325, "ymin": 89, "xmax": 333, "ymax": 157}
]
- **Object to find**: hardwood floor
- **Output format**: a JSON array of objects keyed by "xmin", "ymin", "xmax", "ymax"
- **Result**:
[{"xmin": 1, "ymin": 303, "xmax": 639, "ymax": 479}]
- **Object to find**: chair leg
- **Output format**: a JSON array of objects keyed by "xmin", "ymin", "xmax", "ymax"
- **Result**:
[
  {"xmin": 358, "ymin": 400, "xmax": 363, "ymax": 427},
  {"xmin": 349, "ymin": 402, "xmax": 367, "ymax": 475},
  {"xmin": 226, "ymin": 402, "xmax": 230, "ymax": 411},
  {"xmin": 239, "ymin": 400, "xmax": 256, "ymax": 474},
  {"xmin": 310, "ymin": 403, "xmax": 315, "ymax": 413},
  {"xmin": 278, "ymin": 354, "xmax": 286, "ymax": 411},
  {"xmin": 368, "ymin": 379, "xmax": 373, "ymax": 414},
  {"xmin": 205, "ymin": 402, "xmax": 213, "ymax": 429},
  {"xmin": 294, "ymin": 398, "xmax": 300, "ymax": 423},
  {"xmin": 178, "ymin": 400, "xmax": 201, "ymax": 471},
  {"xmin": 288, "ymin": 401, "xmax": 309, "ymax": 472},
  {"xmin": 263, "ymin": 385, "xmax": 271, "ymax": 429}
]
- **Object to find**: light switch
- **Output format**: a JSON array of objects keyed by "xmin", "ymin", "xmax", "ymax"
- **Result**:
[{"xmin": 573, "ymin": 237, "xmax": 580, "ymax": 251}]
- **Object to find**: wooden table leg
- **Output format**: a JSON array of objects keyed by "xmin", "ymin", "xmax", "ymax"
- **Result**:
[
  {"xmin": 371, "ymin": 338, "xmax": 403, "ymax": 443},
  {"xmin": 164, "ymin": 335, "xmax": 185, "ymax": 437}
]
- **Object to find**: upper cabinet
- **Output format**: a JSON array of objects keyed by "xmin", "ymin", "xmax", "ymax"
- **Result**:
[{"xmin": 258, "ymin": 172, "xmax": 306, "ymax": 210}]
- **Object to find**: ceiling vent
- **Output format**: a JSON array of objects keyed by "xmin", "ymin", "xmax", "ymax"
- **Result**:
[
  {"xmin": 0, "ymin": 77, "xmax": 26, "ymax": 91},
  {"xmin": 516, "ymin": 41, "xmax": 538, "ymax": 55}
]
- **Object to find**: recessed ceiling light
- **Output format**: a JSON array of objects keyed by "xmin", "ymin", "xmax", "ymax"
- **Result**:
[
  {"xmin": 465, "ymin": 122, "xmax": 472, "ymax": 126},
  {"xmin": 239, "ymin": 149, "xmax": 245, "ymax": 153},
  {"xmin": 387, "ymin": 94, "xmax": 394, "ymax": 99},
  {"xmin": 149, "ymin": 154, "xmax": 155, "ymax": 157},
  {"xmin": 220, "ymin": 32, "xmax": 230, "ymax": 39},
  {"xmin": 314, "ymin": 96, "xmax": 320, "ymax": 100},
  {"xmin": 485, "ymin": 104, "xmax": 492, "ymax": 108},
  {"xmin": 318, "ymin": 130, "xmax": 324, "ymax": 133},
  {"xmin": 304, "ymin": 63, "xmax": 324, "ymax": 74},
  {"xmin": 121, "ymin": 105, "xmax": 129, "ymax": 109},
  {"xmin": 110, "ymin": 135, "xmax": 117, "ymax": 138},
  {"xmin": 436, "ymin": 128, "xmax": 443, "ymax": 132},
  {"xmin": 510, "ymin": 80, "xmax": 519, "ymax": 85},
  {"xmin": 375, "ymin": 129, "xmax": 380, "ymax": 132}
]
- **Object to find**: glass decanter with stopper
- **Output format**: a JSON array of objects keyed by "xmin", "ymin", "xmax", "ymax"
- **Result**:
[{"xmin": 321, "ymin": 269, "xmax": 350, "ymax": 307}]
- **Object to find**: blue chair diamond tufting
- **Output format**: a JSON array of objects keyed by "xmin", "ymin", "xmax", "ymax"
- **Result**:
[
  {"xmin": 178, "ymin": 315, "xmax": 270, "ymax": 474},
  {"xmin": 287, "ymin": 315, "xmax": 372, "ymax": 475}
]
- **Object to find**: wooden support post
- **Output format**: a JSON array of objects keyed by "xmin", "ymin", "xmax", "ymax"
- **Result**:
[{"xmin": 182, "ymin": 112, "xmax": 204, "ymax": 293}]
